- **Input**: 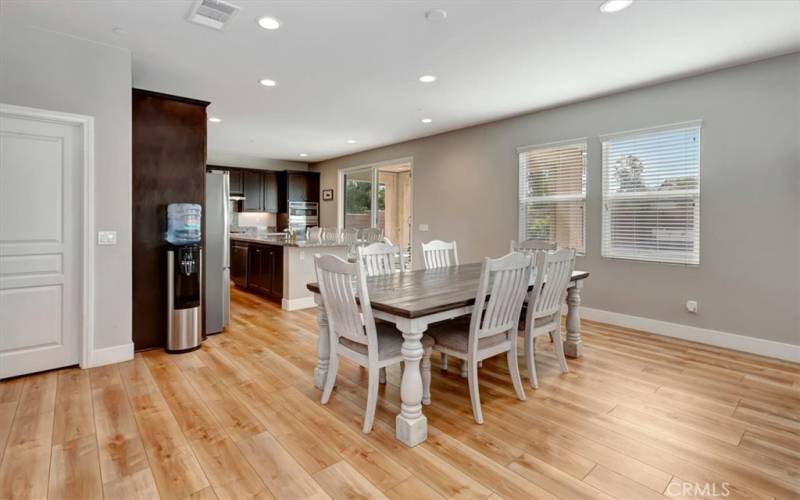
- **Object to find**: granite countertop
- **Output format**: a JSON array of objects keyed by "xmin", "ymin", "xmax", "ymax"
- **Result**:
[{"xmin": 230, "ymin": 234, "xmax": 350, "ymax": 248}]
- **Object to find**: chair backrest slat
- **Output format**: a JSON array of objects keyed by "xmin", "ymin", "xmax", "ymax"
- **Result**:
[
  {"xmin": 422, "ymin": 240, "xmax": 459, "ymax": 269},
  {"xmin": 510, "ymin": 239, "xmax": 557, "ymax": 253},
  {"xmin": 357, "ymin": 242, "xmax": 402, "ymax": 277},
  {"xmin": 361, "ymin": 227, "xmax": 383, "ymax": 242},
  {"xmin": 321, "ymin": 227, "xmax": 339, "ymax": 243},
  {"xmin": 307, "ymin": 226, "xmax": 322, "ymax": 242},
  {"xmin": 470, "ymin": 253, "xmax": 533, "ymax": 344},
  {"xmin": 530, "ymin": 248, "xmax": 576, "ymax": 319},
  {"xmin": 314, "ymin": 255, "xmax": 378, "ymax": 353},
  {"xmin": 341, "ymin": 227, "xmax": 359, "ymax": 244}
]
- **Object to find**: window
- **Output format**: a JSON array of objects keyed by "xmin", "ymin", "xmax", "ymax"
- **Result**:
[
  {"xmin": 601, "ymin": 121, "xmax": 701, "ymax": 264},
  {"xmin": 518, "ymin": 140, "xmax": 587, "ymax": 254}
]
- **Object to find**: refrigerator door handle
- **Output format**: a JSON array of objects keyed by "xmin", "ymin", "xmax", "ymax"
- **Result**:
[{"xmin": 222, "ymin": 172, "xmax": 230, "ymax": 269}]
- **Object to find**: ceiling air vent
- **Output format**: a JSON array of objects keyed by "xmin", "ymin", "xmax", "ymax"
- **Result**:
[{"xmin": 187, "ymin": 0, "xmax": 240, "ymax": 31}]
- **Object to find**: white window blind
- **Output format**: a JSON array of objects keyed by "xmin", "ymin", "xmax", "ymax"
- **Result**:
[
  {"xmin": 601, "ymin": 121, "xmax": 701, "ymax": 264},
  {"xmin": 518, "ymin": 140, "xmax": 586, "ymax": 254}
]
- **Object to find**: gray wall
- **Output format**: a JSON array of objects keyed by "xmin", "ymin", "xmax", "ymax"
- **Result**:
[
  {"xmin": 1, "ymin": 23, "xmax": 133, "ymax": 350},
  {"xmin": 313, "ymin": 53, "xmax": 800, "ymax": 346}
]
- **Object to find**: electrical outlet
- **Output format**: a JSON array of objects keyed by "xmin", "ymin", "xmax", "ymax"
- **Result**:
[
  {"xmin": 299, "ymin": 251, "xmax": 305, "ymax": 261},
  {"xmin": 686, "ymin": 300, "xmax": 698, "ymax": 313},
  {"xmin": 419, "ymin": 224, "xmax": 429, "ymax": 231},
  {"xmin": 97, "ymin": 231, "xmax": 117, "ymax": 245}
]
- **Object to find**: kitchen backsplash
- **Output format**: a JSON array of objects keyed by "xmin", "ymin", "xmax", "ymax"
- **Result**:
[{"xmin": 233, "ymin": 210, "xmax": 277, "ymax": 231}]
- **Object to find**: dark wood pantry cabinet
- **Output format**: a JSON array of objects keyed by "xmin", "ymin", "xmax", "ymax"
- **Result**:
[{"xmin": 132, "ymin": 89, "xmax": 209, "ymax": 351}]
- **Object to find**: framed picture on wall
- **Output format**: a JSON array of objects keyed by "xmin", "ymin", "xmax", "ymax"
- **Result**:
[{"xmin": 322, "ymin": 189, "xmax": 334, "ymax": 201}]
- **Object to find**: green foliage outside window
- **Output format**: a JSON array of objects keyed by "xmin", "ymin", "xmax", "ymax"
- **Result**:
[{"xmin": 345, "ymin": 180, "xmax": 385, "ymax": 214}]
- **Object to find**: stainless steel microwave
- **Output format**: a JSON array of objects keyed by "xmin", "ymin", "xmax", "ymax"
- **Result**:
[{"xmin": 288, "ymin": 201, "xmax": 319, "ymax": 218}]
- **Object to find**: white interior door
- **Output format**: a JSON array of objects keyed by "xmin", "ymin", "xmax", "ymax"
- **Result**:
[{"xmin": 0, "ymin": 110, "xmax": 83, "ymax": 378}]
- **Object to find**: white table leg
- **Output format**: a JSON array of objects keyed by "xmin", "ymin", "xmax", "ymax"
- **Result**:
[
  {"xmin": 395, "ymin": 318, "xmax": 427, "ymax": 447},
  {"xmin": 565, "ymin": 280, "xmax": 583, "ymax": 358},
  {"xmin": 313, "ymin": 293, "xmax": 331, "ymax": 390}
]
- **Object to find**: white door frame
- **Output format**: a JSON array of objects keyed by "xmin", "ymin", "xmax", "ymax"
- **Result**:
[
  {"xmin": 1, "ymin": 103, "xmax": 95, "ymax": 369},
  {"xmin": 337, "ymin": 156, "xmax": 414, "ymax": 258}
]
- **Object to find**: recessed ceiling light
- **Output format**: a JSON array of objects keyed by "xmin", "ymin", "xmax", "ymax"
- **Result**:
[
  {"xmin": 299, "ymin": 153, "xmax": 308, "ymax": 157},
  {"xmin": 346, "ymin": 139, "xmax": 357, "ymax": 144},
  {"xmin": 418, "ymin": 75, "xmax": 437, "ymax": 83},
  {"xmin": 425, "ymin": 9, "xmax": 447, "ymax": 22},
  {"xmin": 421, "ymin": 118, "xmax": 433, "ymax": 124},
  {"xmin": 599, "ymin": 0, "xmax": 633, "ymax": 13},
  {"xmin": 208, "ymin": 117, "xmax": 222, "ymax": 123},
  {"xmin": 257, "ymin": 16, "xmax": 281, "ymax": 30},
  {"xmin": 259, "ymin": 78, "xmax": 277, "ymax": 87}
]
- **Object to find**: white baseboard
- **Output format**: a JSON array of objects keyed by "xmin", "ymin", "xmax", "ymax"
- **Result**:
[
  {"xmin": 84, "ymin": 342, "xmax": 134, "ymax": 368},
  {"xmin": 575, "ymin": 306, "xmax": 799, "ymax": 363},
  {"xmin": 282, "ymin": 296, "xmax": 317, "ymax": 311}
]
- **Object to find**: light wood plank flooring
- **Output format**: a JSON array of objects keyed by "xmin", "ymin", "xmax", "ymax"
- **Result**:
[{"xmin": 1, "ymin": 286, "xmax": 798, "ymax": 499}]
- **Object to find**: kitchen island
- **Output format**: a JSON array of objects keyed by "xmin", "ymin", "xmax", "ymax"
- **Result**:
[{"xmin": 230, "ymin": 235, "xmax": 350, "ymax": 311}]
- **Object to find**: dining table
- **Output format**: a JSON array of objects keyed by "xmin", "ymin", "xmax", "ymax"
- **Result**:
[{"xmin": 306, "ymin": 262, "xmax": 590, "ymax": 447}]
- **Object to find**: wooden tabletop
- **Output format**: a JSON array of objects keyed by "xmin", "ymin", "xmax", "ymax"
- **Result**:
[{"xmin": 307, "ymin": 262, "xmax": 589, "ymax": 319}]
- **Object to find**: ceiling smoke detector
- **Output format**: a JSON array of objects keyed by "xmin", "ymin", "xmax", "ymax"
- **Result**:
[{"xmin": 187, "ymin": 0, "xmax": 241, "ymax": 31}]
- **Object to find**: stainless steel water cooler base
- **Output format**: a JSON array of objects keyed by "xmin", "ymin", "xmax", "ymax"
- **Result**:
[
  {"xmin": 167, "ymin": 307, "xmax": 202, "ymax": 353},
  {"xmin": 167, "ymin": 248, "xmax": 203, "ymax": 353}
]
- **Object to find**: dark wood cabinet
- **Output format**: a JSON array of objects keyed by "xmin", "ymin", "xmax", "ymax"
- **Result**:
[
  {"xmin": 229, "ymin": 169, "xmax": 243, "ymax": 196},
  {"xmin": 132, "ymin": 89, "xmax": 209, "ymax": 351},
  {"xmin": 210, "ymin": 167, "xmax": 281, "ymax": 214},
  {"xmin": 285, "ymin": 171, "xmax": 320, "ymax": 203},
  {"xmin": 247, "ymin": 245, "xmax": 268, "ymax": 293},
  {"xmin": 232, "ymin": 241, "xmax": 283, "ymax": 301},
  {"xmin": 241, "ymin": 171, "xmax": 264, "ymax": 212},
  {"xmin": 230, "ymin": 242, "xmax": 249, "ymax": 287},
  {"xmin": 263, "ymin": 172, "xmax": 278, "ymax": 213},
  {"xmin": 287, "ymin": 172, "xmax": 307, "ymax": 201}
]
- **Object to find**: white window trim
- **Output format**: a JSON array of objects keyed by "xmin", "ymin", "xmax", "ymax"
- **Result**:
[
  {"xmin": 600, "ymin": 120, "xmax": 702, "ymax": 265},
  {"xmin": 517, "ymin": 138, "xmax": 587, "ymax": 255}
]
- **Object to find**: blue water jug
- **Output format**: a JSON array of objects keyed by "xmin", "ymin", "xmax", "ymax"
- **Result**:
[{"xmin": 166, "ymin": 203, "xmax": 202, "ymax": 244}]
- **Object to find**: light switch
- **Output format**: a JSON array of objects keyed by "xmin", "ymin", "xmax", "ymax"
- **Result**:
[
  {"xmin": 419, "ymin": 224, "xmax": 429, "ymax": 231},
  {"xmin": 98, "ymin": 231, "xmax": 117, "ymax": 245},
  {"xmin": 299, "ymin": 251, "xmax": 305, "ymax": 261}
]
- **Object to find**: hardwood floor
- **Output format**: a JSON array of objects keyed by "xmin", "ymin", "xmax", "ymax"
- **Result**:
[{"xmin": 1, "ymin": 286, "xmax": 798, "ymax": 499}]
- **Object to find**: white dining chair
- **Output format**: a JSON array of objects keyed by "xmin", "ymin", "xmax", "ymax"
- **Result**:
[
  {"xmin": 426, "ymin": 252, "xmax": 531, "ymax": 424},
  {"xmin": 510, "ymin": 239, "xmax": 557, "ymax": 253},
  {"xmin": 361, "ymin": 227, "xmax": 383, "ymax": 242},
  {"xmin": 521, "ymin": 248, "xmax": 576, "ymax": 389},
  {"xmin": 321, "ymin": 227, "xmax": 339, "ymax": 243},
  {"xmin": 306, "ymin": 226, "xmax": 322, "ymax": 242},
  {"xmin": 341, "ymin": 227, "xmax": 359, "ymax": 244},
  {"xmin": 511, "ymin": 239, "xmax": 557, "ymax": 343},
  {"xmin": 422, "ymin": 240, "xmax": 459, "ymax": 269},
  {"xmin": 314, "ymin": 254, "xmax": 433, "ymax": 433},
  {"xmin": 357, "ymin": 242, "xmax": 403, "ymax": 277},
  {"xmin": 341, "ymin": 227, "xmax": 360, "ymax": 259},
  {"xmin": 356, "ymin": 241, "xmax": 404, "ymax": 384}
]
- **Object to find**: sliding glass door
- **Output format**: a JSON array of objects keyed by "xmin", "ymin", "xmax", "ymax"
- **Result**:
[
  {"xmin": 341, "ymin": 159, "xmax": 413, "ymax": 267},
  {"xmin": 343, "ymin": 168, "xmax": 374, "ymax": 231}
]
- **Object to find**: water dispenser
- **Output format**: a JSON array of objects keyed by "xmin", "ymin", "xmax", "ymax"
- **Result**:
[{"xmin": 166, "ymin": 203, "xmax": 203, "ymax": 352}]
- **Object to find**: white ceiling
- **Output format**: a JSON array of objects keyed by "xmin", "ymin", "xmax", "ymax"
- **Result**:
[{"xmin": 3, "ymin": 1, "xmax": 799, "ymax": 162}]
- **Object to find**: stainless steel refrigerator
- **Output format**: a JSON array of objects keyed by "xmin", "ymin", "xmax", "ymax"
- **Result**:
[{"xmin": 204, "ymin": 170, "xmax": 230, "ymax": 334}]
